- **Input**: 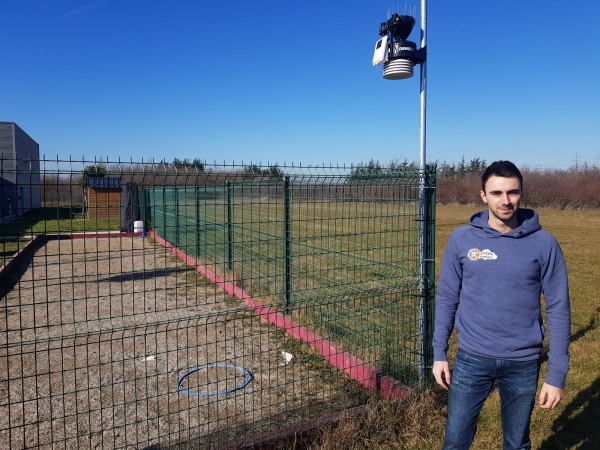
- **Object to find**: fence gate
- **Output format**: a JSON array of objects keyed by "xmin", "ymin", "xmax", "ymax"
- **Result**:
[{"xmin": 0, "ymin": 159, "xmax": 435, "ymax": 449}]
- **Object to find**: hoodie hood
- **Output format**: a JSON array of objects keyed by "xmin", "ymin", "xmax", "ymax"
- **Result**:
[{"xmin": 469, "ymin": 208, "xmax": 541, "ymax": 238}]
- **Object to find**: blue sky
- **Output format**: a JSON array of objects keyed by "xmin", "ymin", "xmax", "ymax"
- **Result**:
[{"xmin": 2, "ymin": 0, "xmax": 599, "ymax": 169}]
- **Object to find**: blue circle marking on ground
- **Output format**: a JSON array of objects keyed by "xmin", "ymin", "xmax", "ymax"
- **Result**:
[{"xmin": 177, "ymin": 364, "xmax": 252, "ymax": 397}]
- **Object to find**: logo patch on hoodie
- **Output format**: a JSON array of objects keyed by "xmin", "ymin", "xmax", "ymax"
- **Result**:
[{"xmin": 467, "ymin": 248, "xmax": 498, "ymax": 261}]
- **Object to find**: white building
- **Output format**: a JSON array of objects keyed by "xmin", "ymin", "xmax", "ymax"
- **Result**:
[{"xmin": 0, "ymin": 122, "xmax": 41, "ymax": 218}]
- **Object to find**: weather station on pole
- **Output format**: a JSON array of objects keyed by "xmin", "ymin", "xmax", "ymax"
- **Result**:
[
  {"xmin": 372, "ymin": 6, "xmax": 426, "ymax": 80},
  {"xmin": 372, "ymin": 2, "xmax": 434, "ymax": 385}
]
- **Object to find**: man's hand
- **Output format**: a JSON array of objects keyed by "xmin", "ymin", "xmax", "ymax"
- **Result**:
[
  {"xmin": 538, "ymin": 383, "xmax": 564, "ymax": 409},
  {"xmin": 432, "ymin": 360, "xmax": 451, "ymax": 390}
]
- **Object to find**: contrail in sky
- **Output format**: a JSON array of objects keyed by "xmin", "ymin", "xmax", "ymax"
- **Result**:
[{"xmin": 58, "ymin": 0, "xmax": 108, "ymax": 19}]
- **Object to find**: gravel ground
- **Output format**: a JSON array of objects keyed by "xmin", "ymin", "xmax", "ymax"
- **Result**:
[{"xmin": 0, "ymin": 236, "xmax": 349, "ymax": 449}]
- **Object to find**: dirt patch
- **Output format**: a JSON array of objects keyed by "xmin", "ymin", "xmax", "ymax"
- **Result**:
[{"xmin": 0, "ymin": 236, "xmax": 357, "ymax": 449}]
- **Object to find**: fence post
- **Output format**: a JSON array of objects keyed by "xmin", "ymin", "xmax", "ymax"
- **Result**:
[
  {"xmin": 145, "ymin": 189, "xmax": 150, "ymax": 231},
  {"xmin": 162, "ymin": 187, "xmax": 166, "ymax": 239},
  {"xmin": 175, "ymin": 187, "xmax": 180, "ymax": 248},
  {"xmin": 226, "ymin": 180, "xmax": 233, "ymax": 271},
  {"xmin": 196, "ymin": 186, "xmax": 201, "ymax": 260},
  {"xmin": 140, "ymin": 189, "xmax": 147, "ymax": 226},
  {"xmin": 283, "ymin": 176, "xmax": 291, "ymax": 314},
  {"xmin": 419, "ymin": 165, "xmax": 436, "ymax": 385}
]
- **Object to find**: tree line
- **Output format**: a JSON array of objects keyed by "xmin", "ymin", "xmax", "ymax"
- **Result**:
[
  {"xmin": 37, "ymin": 156, "xmax": 600, "ymax": 210},
  {"xmin": 347, "ymin": 157, "xmax": 489, "ymax": 181}
]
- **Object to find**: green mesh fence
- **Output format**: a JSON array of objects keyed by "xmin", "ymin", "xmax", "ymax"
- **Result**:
[{"xmin": 0, "ymin": 158, "xmax": 435, "ymax": 449}]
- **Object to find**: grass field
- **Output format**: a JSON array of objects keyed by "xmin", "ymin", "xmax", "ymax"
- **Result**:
[
  {"xmin": 0, "ymin": 207, "xmax": 120, "ymax": 236},
  {"xmin": 0, "ymin": 207, "xmax": 120, "ymax": 266},
  {"xmin": 316, "ymin": 205, "xmax": 600, "ymax": 449}
]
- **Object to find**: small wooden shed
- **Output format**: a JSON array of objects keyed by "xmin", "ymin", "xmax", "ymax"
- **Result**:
[{"xmin": 86, "ymin": 177, "xmax": 123, "ymax": 220}]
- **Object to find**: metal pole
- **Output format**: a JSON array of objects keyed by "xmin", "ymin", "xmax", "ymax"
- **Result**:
[
  {"xmin": 418, "ymin": 0, "xmax": 430, "ymax": 384},
  {"xmin": 226, "ymin": 181, "xmax": 233, "ymax": 271},
  {"xmin": 283, "ymin": 176, "xmax": 292, "ymax": 314},
  {"xmin": 419, "ymin": 0, "xmax": 427, "ymax": 171}
]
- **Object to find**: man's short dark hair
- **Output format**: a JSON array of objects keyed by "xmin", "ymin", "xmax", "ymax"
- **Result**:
[{"xmin": 481, "ymin": 160, "xmax": 523, "ymax": 192}]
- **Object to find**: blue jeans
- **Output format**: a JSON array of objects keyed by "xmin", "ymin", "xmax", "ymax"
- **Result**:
[{"xmin": 443, "ymin": 349, "xmax": 540, "ymax": 450}]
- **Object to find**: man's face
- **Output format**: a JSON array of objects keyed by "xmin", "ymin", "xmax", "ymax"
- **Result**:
[{"xmin": 480, "ymin": 175, "xmax": 522, "ymax": 225}]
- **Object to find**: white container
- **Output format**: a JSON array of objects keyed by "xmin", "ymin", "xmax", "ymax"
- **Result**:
[{"xmin": 134, "ymin": 220, "xmax": 144, "ymax": 234}]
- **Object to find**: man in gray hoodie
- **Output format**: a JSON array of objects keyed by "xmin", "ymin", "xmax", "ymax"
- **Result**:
[{"xmin": 432, "ymin": 160, "xmax": 570, "ymax": 450}]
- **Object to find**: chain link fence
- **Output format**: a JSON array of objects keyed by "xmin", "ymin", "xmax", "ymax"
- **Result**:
[{"xmin": 0, "ymin": 158, "xmax": 435, "ymax": 449}]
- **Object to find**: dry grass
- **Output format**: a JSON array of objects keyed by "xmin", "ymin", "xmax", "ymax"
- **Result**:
[
  {"xmin": 315, "ymin": 205, "xmax": 600, "ymax": 450},
  {"xmin": 311, "ymin": 392, "xmax": 446, "ymax": 450}
]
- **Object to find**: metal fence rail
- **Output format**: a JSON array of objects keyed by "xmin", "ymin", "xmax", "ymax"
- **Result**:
[{"xmin": 0, "ymin": 159, "xmax": 436, "ymax": 449}]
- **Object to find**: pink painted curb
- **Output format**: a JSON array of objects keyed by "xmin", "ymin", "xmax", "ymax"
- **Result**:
[{"xmin": 148, "ymin": 231, "xmax": 410, "ymax": 400}]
